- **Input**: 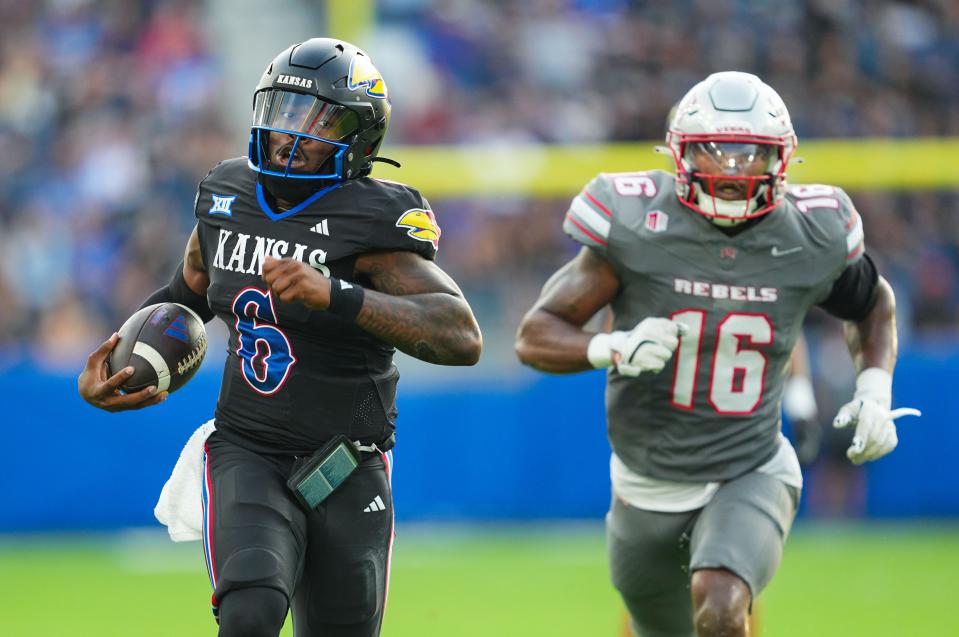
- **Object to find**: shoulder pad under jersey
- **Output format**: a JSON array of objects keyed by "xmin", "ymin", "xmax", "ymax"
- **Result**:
[
  {"xmin": 785, "ymin": 184, "xmax": 864, "ymax": 267},
  {"xmin": 193, "ymin": 158, "xmax": 247, "ymax": 219},
  {"xmin": 563, "ymin": 171, "xmax": 674, "ymax": 254},
  {"xmin": 353, "ymin": 178, "xmax": 440, "ymax": 261}
]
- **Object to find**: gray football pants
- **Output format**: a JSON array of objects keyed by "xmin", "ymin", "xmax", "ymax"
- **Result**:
[{"xmin": 606, "ymin": 471, "xmax": 799, "ymax": 637}]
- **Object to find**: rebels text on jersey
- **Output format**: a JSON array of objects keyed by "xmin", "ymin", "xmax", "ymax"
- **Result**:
[
  {"xmin": 564, "ymin": 170, "xmax": 864, "ymax": 482},
  {"xmin": 195, "ymin": 158, "xmax": 440, "ymax": 454}
]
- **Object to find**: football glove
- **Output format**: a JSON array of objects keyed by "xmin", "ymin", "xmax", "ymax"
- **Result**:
[
  {"xmin": 588, "ymin": 318, "xmax": 686, "ymax": 377},
  {"xmin": 832, "ymin": 368, "xmax": 921, "ymax": 465}
]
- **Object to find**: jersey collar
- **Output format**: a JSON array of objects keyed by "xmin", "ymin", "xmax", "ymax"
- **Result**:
[{"xmin": 255, "ymin": 181, "xmax": 344, "ymax": 221}]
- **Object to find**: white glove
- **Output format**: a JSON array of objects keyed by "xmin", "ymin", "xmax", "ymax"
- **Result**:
[
  {"xmin": 783, "ymin": 375, "xmax": 818, "ymax": 422},
  {"xmin": 587, "ymin": 318, "xmax": 686, "ymax": 377},
  {"xmin": 832, "ymin": 368, "xmax": 921, "ymax": 465}
]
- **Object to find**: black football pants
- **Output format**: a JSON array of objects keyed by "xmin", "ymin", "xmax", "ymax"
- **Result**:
[{"xmin": 202, "ymin": 431, "xmax": 395, "ymax": 637}]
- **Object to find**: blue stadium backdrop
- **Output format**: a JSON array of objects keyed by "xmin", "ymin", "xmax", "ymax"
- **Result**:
[{"xmin": 2, "ymin": 340, "xmax": 957, "ymax": 533}]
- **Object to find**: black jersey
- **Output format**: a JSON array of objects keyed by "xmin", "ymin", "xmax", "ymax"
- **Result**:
[{"xmin": 194, "ymin": 158, "xmax": 440, "ymax": 455}]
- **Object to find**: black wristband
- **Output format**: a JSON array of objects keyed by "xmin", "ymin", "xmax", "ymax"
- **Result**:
[{"xmin": 327, "ymin": 277, "xmax": 366, "ymax": 321}]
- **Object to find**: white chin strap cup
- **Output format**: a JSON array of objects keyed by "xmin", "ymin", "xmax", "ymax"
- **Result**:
[{"xmin": 695, "ymin": 192, "xmax": 758, "ymax": 226}]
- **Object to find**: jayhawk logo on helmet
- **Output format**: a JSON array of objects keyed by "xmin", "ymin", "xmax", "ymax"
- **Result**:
[
  {"xmin": 348, "ymin": 54, "xmax": 387, "ymax": 99},
  {"xmin": 396, "ymin": 208, "xmax": 441, "ymax": 249}
]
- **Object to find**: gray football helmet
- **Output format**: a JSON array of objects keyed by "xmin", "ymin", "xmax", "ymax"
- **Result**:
[{"xmin": 666, "ymin": 72, "xmax": 797, "ymax": 226}]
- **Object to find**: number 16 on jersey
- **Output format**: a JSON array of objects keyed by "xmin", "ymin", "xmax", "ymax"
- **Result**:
[{"xmin": 670, "ymin": 310, "xmax": 773, "ymax": 416}]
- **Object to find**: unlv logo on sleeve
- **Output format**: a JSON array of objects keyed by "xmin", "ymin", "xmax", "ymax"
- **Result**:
[{"xmin": 645, "ymin": 210, "xmax": 668, "ymax": 233}]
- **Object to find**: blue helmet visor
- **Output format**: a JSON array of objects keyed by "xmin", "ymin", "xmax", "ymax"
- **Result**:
[{"xmin": 249, "ymin": 90, "xmax": 359, "ymax": 179}]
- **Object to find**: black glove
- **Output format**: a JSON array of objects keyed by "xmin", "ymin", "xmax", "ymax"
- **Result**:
[{"xmin": 791, "ymin": 416, "xmax": 823, "ymax": 466}]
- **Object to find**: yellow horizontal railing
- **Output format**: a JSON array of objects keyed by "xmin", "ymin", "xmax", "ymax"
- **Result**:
[{"xmin": 382, "ymin": 138, "xmax": 959, "ymax": 198}]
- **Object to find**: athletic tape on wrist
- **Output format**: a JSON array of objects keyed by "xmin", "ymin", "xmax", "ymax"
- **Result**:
[
  {"xmin": 587, "ymin": 331, "xmax": 629, "ymax": 369},
  {"xmin": 327, "ymin": 277, "xmax": 365, "ymax": 321},
  {"xmin": 587, "ymin": 333, "xmax": 613, "ymax": 369},
  {"xmin": 854, "ymin": 367, "xmax": 892, "ymax": 408}
]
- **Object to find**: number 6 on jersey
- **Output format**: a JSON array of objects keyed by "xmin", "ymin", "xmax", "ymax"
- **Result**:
[{"xmin": 233, "ymin": 287, "xmax": 297, "ymax": 395}]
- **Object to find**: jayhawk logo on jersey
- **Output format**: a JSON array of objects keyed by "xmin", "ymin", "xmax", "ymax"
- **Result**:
[
  {"xmin": 348, "ymin": 54, "xmax": 387, "ymax": 99},
  {"xmin": 396, "ymin": 208, "xmax": 440, "ymax": 249}
]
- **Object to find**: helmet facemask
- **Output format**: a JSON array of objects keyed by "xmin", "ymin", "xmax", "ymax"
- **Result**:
[
  {"xmin": 248, "ymin": 89, "xmax": 360, "ymax": 182},
  {"xmin": 678, "ymin": 136, "xmax": 784, "ymax": 226}
]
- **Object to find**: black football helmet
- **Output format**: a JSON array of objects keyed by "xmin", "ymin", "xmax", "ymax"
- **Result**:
[{"xmin": 247, "ymin": 38, "xmax": 391, "ymax": 184}]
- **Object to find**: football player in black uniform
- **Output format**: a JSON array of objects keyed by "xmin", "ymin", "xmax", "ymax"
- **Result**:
[{"xmin": 78, "ymin": 38, "xmax": 482, "ymax": 637}]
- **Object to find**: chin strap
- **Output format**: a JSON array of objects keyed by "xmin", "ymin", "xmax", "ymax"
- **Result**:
[
  {"xmin": 691, "ymin": 177, "xmax": 771, "ymax": 226},
  {"xmin": 371, "ymin": 156, "xmax": 401, "ymax": 168},
  {"xmin": 356, "ymin": 156, "xmax": 400, "ymax": 179}
]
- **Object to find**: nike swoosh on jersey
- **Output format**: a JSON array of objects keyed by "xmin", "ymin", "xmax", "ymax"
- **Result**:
[{"xmin": 770, "ymin": 246, "xmax": 803, "ymax": 257}]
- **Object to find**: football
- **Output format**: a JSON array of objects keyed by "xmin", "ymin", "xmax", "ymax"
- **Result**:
[{"xmin": 107, "ymin": 303, "xmax": 208, "ymax": 394}]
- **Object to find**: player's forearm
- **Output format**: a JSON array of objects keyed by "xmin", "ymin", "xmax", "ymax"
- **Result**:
[
  {"xmin": 356, "ymin": 290, "xmax": 482, "ymax": 365},
  {"xmin": 843, "ymin": 277, "xmax": 897, "ymax": 373},
  {"xmin": 139, "ymin": 261, "xmax": 214, "ymax": 322},
  {"xmin": 515, "ymin": 308, "xmax": 595, "ymax": 374}
]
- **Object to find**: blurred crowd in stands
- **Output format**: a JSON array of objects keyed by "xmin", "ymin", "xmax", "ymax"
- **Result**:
[
  {"xmin": 380, "ymin": 0, "xmax": 959, "ymax": 143},
  {"xmin": 0, "ymin": 0, "xmax": 229, "ymax": 368},
  {"xmin": 2, "ymin": 0, "xmax": 958, "ymax": 374}
]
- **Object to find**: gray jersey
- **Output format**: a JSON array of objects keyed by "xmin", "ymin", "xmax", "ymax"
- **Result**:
[{"xmin": 564, "ymin": 170, "xmax": 865, "ymax": 482}]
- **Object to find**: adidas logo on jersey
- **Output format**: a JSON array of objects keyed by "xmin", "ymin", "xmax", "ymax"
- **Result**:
[
  {"xmin": 364, "ymin": 495, "xmax": 386, "ymax": 513},
  {"xmin": 674, "ymin": 278, "xmax": 778, "ymax": 303},
  {"xmin": 310, "ymin": 219, "xmax": 330, "ymax": 236}
]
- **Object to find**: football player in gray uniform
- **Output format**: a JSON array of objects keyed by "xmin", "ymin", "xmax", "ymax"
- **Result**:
[{"xmin": 516, "ymin": 71, "xmax": 919, "ymax": 637}]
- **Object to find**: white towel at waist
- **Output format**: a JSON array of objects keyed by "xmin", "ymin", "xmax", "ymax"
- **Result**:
[{"xmin": 154, "ymin": 419, "xmax": 216, "ymax": 542}]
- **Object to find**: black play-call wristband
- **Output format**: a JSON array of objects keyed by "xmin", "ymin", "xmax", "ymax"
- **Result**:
[{"xmin": 327, "ymin": 277, "xmax": 365, "ymax": 321}]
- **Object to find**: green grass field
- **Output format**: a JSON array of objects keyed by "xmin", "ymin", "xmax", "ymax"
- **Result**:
[{"xmin": 0, "ymin": 522, "xmax": 955, "ymax": 636}]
